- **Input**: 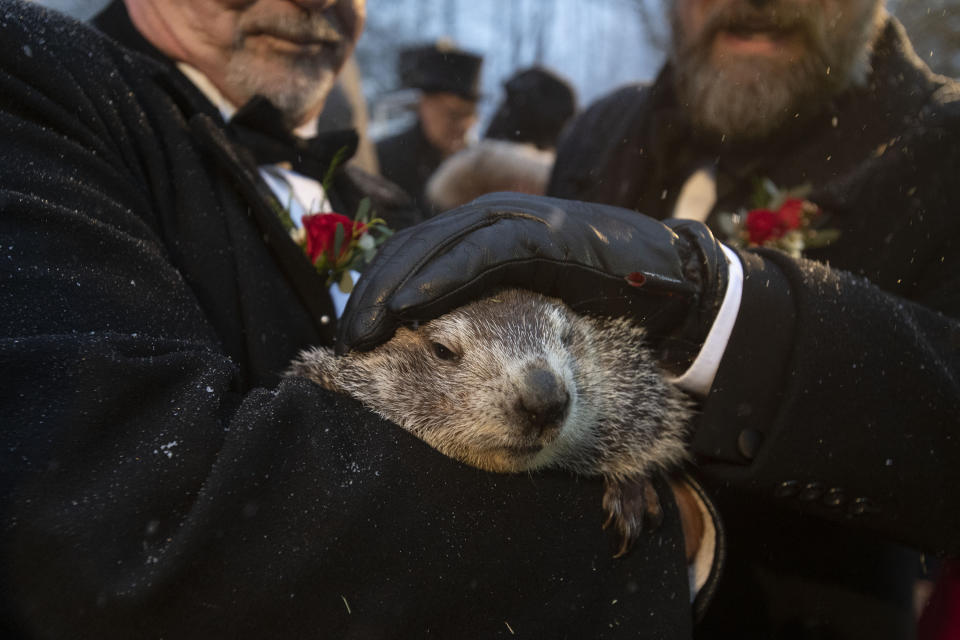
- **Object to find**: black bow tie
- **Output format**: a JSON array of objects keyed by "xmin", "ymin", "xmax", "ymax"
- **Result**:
[{"xmin": 228, "ymin": 95, "xmax": 359, "ymax": 179}]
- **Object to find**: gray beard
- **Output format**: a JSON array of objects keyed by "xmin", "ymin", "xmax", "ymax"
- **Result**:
[
  {"xmin": 223, "ymin": 10, "xmax": 347, "ymax": 129},
  {"xmin": 671, "ymin": 2, "xmax": 884, "ymax": 141},
  {"xmin": 674, "ymin": 47, "xmax": 834, "ymax": 141},
  {"xmin": 224, "ymin": 52, "xmax": 336, "ymax": 130}
]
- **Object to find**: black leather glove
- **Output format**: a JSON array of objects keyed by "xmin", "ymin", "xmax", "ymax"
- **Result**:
[{"xmin": 337, "ymin": 193, "xmax": 730, "ymax": 373}]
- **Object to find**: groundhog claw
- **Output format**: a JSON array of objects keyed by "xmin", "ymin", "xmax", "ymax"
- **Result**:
[{"xmin": 602, "ymin": 476, "xmax": 663, "ymax": 558}]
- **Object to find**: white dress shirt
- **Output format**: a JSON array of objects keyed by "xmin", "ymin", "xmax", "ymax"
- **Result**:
[{"xmin": 178, "ymin": 63, "xmax": 356, "ymax": 316}]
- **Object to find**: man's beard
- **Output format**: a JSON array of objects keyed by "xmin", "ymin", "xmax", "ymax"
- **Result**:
[
  {"xmin": 671, "ymin": 0, "xmax": 884, "ymax": 141},
  {"xmin": 225, "ymin": 53, "xmax": 337, "ymax": 129},
  {"xmin": 224, "ymin": 12, "xmax": 348, "ymax": 129}
]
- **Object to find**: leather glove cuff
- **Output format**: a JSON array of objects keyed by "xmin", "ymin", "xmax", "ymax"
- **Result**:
[{"xmin": 658, "ymin": 220, "xmax": 730, "ymax": 374}]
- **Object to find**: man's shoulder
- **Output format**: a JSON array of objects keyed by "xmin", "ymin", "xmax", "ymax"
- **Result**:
[
  {"xmin": 548, "ymin": 82, "xmax": 658, "ymax": 200},
  {"xmin": 0, "ymin": 0, "xmax": 187, "ymax": 130},
  {"xmin": 374, "ymin": 126, "xmax": 409, "ymax": 170},
  {"xmin": 3, "ymin": 1, "xmax": 156, "ymax": 80},
  {"xmin": 374, "ymin": 124, "xmax": 426, "ymax": 187},
  {"xmin": 588, "ymin": 83, "xmax": 657, "ymax": 113},
  {"xmin": 570, "ymin": 83, "xmax": 656, "ymax": 135},
  {"xmin": 376, "ymin": 124, "xmax": 418, "ymax": 153}
]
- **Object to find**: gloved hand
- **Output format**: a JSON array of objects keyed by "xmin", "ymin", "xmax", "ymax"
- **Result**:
[{"xmin": 337, "ymin": 193, "xmax": 730, "ymax": 373}]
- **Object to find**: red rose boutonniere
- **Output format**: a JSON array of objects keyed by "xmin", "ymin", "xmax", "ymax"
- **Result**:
[
  {"xmin": 717, "ymin": 179, "xmax": 840, "ymax": 258},
  {"xmin": 290, "ymin": 198, "xmax": 392, "ymax": 293}
]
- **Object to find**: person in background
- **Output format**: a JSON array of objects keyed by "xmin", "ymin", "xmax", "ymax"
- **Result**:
[
  {"xmin": 0, "ymin": 0, "xmax": 714, "ymax": 637},
  {"xmin": 317, "ymin": 54, "xmax": 380, "ymax": 175},
  {"xmin": 546, "ymin": 0, "xmax": 960, "ymax": 637},
  {"xmin": 376, "ymin": 41, "xmax": 483, "ymax": 214},
  {"xmin": 484, "ymin": 65, "xmax": 577, "ymax": 151},
  {"xmin": 426, "ymin": 65, "xmax": 577, "ymax": 212}
]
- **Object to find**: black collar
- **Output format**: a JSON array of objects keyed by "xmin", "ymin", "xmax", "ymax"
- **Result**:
[{"xmin": 229, "ymin": 97, "xmax": 359, "ymax": 179}]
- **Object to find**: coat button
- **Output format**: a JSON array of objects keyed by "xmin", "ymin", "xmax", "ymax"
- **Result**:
[
  {"xmin": 737, "ymin": 429, "xmax": 763, "ymax": 460},
  {"xmin": 775, "ymin": 480, "xmax": 800, "ymax": 498},
  {"xmin": 799, "ymin": 482, "xmax": 824, "ymax": 502},
  {"xmin": 849, "ymin": 497, "xmax": 879, "ymax": 516},
  {"xmin": 823, "ymin": 488, "xmax": 845, "ymax": 508},
  {"xmin": 320, "ymin": 315, "xmax": 331, "ymax": 325}
]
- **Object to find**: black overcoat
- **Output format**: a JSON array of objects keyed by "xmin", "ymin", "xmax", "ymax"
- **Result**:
[
  {"xmin": 376, "ymin": 121, "xmax": 446, "ymax": 215},
  {"xmin": 0, "ymin": 2, "xmax": 713, "ymax": 638},
  {"xmin": 549, "ymin": 17, "xmax": 960, "ymax": 639}
]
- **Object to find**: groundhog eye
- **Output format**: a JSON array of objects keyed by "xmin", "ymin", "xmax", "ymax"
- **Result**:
[{"xmin": 430, "ymin": 341, "xmax": 460, "ymax": 362}]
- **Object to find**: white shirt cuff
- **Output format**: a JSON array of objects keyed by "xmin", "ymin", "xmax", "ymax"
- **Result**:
[
  {"xmin": 687, "ymin": 483, "xmax": 717, "ymax": 602},
  {"xmin": 668, "ymin": 244, "xmax": 743, "ymax": 396}
]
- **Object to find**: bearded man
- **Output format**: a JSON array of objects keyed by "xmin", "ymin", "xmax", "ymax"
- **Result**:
[
  {"xmin": 0, "ymin": 1, "xmax": 723, "ymax": 637},
  {"xmin": 546, "ymin": 0, "xmax": 960, "ymax": 637}
]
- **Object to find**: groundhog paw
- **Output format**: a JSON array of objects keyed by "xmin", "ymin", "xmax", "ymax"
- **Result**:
[{"xmin": 602, "ymin": 476, "xmax": 663, "ymax": 558}]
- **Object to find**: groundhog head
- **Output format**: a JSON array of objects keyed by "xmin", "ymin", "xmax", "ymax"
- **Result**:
[{"xmin": 289, "ymin": 289, "xmax": 692, "ymax": 481}]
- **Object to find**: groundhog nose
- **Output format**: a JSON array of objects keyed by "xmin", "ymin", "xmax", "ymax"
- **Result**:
[{"xmin": 517, "ymin": 368, "xmax": 570, "ymax": 439}]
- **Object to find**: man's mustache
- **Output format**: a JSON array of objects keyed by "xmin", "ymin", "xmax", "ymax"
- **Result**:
[
  {"xmin": 238, "ymin": 12, "xmax": 346, "ymax": 47},
  {"xmin": 687, "ymin": 0, "xmax": 824, "ymax": 51}
]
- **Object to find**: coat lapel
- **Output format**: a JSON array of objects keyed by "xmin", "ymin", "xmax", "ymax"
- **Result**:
[{"xmin": 189, "ymin": 113, "xmax": 337, "ymax": 343}]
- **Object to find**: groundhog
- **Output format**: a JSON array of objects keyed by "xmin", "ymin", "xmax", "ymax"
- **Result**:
[{"xmin": 288, "ymin": 289, "xmax": 694, "ymax": 556}]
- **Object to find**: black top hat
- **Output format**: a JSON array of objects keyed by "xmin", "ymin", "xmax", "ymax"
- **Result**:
[
  {"xmin": 398, "ymin": 42, "xmax": 484, "ymax": 101},
  {"xmin": 484, "ymin": 66, "xmax": 578, "ymax": 150}
]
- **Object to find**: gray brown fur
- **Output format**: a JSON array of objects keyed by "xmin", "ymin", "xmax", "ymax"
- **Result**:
[{"xmin": 288, "ymin": 289, "xmax": 693, "ymax": 554}]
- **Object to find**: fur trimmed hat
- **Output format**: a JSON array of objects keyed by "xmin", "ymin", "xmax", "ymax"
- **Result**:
[{"xmin": 398, "ymin": 42, "xmax": 484, "ymax": 101}]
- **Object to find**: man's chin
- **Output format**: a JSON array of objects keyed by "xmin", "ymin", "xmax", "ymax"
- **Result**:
[
  {"xmin": 225, "ymin": 59, "xmax": 336, "ymax": 126},
  {"xmin": 706, "ymin": 47, "xmax": 802, "ymax": 85},
  {"xmin": 676, "ymin": 46, "xmax": 826, "ymax": 140},
  {"xmin": 684, "ymin": 73, "xmax": 799, "ymax": 141}
]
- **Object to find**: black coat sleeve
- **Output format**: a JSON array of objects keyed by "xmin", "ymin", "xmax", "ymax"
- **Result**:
[
  {"xmin": 550, "ymin": 70, "xmax": 960, "ymax": 556},
  {"xmin": 690, "ymin": 106, "xmax": 960, "ymax": 555},
  {"xmin": 0, "ymin": 4, "xmax": 695, "ymax": 638}
]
